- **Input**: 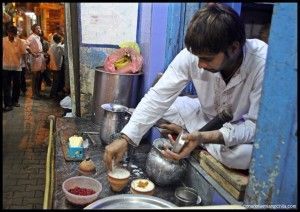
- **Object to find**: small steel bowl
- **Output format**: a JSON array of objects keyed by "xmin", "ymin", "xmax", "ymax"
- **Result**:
[{"xmin": 174, "ymin": 186, "xmax": 201, "ymax": 207}]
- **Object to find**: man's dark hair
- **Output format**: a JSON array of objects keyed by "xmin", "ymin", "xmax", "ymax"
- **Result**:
[
  {"xmin": 31, "ymin": 24, "xmax": 39, "ymax": 32},
  {"xmin": 7, "ymin": 25, "xmax": 18, "ymax": 35},
  {"xmin": 185, "ymin": 3, "xmax": 246, "ymax": 55},
  {"xmin": 53, "ymin": 33, "xmax": 62, "ymax": 44}
]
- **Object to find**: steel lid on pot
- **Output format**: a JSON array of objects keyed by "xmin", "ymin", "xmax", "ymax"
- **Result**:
[{"xmin": 101, "ymin": 103, "xmax": 129, "ymax": 113}]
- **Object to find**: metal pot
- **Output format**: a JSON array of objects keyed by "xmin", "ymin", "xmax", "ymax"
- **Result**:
[
  {"xmin": 145, "ymin": 138, "xmax": 187, "ymax": 186},
  {"xmin": 174, "ymin": 186, "xmax": 202, "ymax": 206},
  {"xmin": 100, "ymin": 103, "xmax": 132, "ymax": 145},
  {"xmin": 92, "ymin": 68, "xmax": 142, "ymax": 126}
]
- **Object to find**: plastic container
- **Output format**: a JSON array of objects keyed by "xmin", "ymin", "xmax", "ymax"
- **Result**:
[
  {"xmin": 62, "ymin": 176, "xmax": 102, "ymax": 206},
  {"xmin": 67, "ymin": 146, "xmax": 84, "ymax": 159}
]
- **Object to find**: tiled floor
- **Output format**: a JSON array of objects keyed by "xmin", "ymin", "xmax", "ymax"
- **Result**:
[{"xmin": 2, "ymin": 80, "xmax": 65, "ymax": 209}]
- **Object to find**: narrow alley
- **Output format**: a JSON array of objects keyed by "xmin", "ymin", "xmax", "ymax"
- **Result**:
[{"xmin": 2, "ymin": 82, "xmax": 64, "ymax": 209}]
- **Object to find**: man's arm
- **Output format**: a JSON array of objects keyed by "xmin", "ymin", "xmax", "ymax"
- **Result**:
[
  {"xmin": 219, "ymin": 69, "xmax": 264, "ymax": 147},
  {"xmin": 121, "ymin": 48, "xmax": 193, "ymax": 146}
]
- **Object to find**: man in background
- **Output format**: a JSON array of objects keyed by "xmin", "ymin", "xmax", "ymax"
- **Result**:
[
  {"xmin": 26, "ymin": 24, "xmax": 44, "ymax": 100},
  {"xmin": 2, "ymin": 25, "xmax": 27, "ymax": 111}
]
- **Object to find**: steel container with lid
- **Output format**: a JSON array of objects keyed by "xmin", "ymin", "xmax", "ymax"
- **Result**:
[{"xmin": 145, "ymin": 138, "xmax": 187, "ymax": 186}]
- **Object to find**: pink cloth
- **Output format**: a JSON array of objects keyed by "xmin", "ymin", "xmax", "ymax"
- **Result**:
[{"xmin": 104, "ymin": 47, "xmax": 143, "ymax": 74}]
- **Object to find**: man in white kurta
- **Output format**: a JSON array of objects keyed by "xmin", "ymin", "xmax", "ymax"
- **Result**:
[
  {"xmin": 26, "ymin": 24, "xmax": 44, "ymax": 99},
  {"xmin": 122, "ymin": 39, "xmax": 267, "ymax": 170},
  {"xmin": 104, "ymin": 3, "xmax": 268, "ymax": 171}
]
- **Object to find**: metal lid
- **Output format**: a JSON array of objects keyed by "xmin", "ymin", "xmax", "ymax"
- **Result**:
[
  {"xmin": 175, "ymin": 186, "xmax": 201, "ymax": 205},
  {"xmin": 95, "ymin": 67, "xmax": 143, "ymax": 76},
  {"xmin": 101, "ymin": 103, "xmax": 129, "ymax": 113}
]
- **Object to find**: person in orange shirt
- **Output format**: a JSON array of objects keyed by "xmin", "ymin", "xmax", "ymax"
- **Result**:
[{"xmin": 2, "ymin": 25, "xmax": 27, "ymax": 111}]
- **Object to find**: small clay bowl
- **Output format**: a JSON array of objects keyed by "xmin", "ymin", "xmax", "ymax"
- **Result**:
[{"xmin": 107, "ymin": 168, "xmax": 130, "ymax": 192}]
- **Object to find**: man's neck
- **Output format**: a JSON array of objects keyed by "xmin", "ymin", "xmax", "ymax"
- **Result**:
[
  {"xmin": 221, "ymin": 50, "xmax": 243, "ymax": 84},
  {"xmin": 8, "ymin": 37, "xmax": 14, "ymax": 42}
]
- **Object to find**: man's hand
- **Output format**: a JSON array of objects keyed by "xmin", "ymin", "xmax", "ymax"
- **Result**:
[
  {"xmin": 161, "ymin": 130, "xmax": 225, "ymax": 161},
  {"xmin": 103, "ymin": 138, "xmax": 128, "ymax": 171},
  {"xmin": 158, "ymin": 123, "xmax": 182, "ymax": 138},
  {"xmin": 161, "ymin": 132, "xmax": 201, "ymax": 161}
]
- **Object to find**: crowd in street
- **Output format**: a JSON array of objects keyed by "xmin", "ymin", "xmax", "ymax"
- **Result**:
[{"xmin": 2, "ymin": 24, "xmax": 66, "ymax": 112}]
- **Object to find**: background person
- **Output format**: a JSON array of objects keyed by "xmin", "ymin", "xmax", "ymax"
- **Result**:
[
  {"xmin": 48, "ymin": 34, "xmax": 64, "ymax": 99},
  {"xmin": 26, "ymin": 24, "xmax": 44, "ymax": 100},
  {"xmin": 39, "ymin": 30, "xmax": 52, "ymax": 88},
  {"xmin": 2, "ymin": 25, "xmax": 27, "ymax": 111},
  {"xmin": 19, "ymin": 34, "xmax": 30, "ymax": 96}
]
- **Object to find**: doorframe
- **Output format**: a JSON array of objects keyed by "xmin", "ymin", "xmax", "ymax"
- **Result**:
[{"xmin": 64, "ymin": 3, "xmax": 81, "ymax": 116}]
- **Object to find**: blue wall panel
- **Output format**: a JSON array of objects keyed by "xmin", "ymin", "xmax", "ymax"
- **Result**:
[
  {"xmin": 144, "ymin": 3, "xmax": 169, "ymax": 142},
  {"xmin": 223, "ymin": 2, "xmax": 241, "ymax": 15},
  {"xmin": 244, "ymin": 3, "xmax": 297, "ymax": 206}
]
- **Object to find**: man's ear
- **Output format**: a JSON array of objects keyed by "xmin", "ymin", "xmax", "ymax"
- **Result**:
[{"xmin": 228, "ymin": 41, "xmax": 240, "ymax": 55}]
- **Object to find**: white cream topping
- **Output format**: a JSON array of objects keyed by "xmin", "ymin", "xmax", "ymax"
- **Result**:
[{"xmin": 108, "ymin": 168, "xmax": 130, "ymax": 179}]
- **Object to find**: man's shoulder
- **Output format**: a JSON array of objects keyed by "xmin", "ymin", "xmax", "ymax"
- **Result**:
[
  {"xmin": 27, "ymin": 33, "xmax": 39, "ymax": 40},
  {"xmin": 245, "ymin": 39, "xmax": 268, "ymax": 59},
  {"xmin": 175, "ymin": 48, "xmax": 197, "ymax": 61}
]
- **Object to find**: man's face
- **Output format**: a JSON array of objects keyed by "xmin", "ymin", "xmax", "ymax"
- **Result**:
[
  {"xmin": 34, "ymin": 26, "xmax": 41, "ymax": 35},
  {"xmin": 58, "ymin": 28, "xmax": 64, "ymax": 36},
  {"xmin": 197, "ymin": 52, "xmax": 227, "ymax": 73},
  {"xmin": 196, "ymin": 43, "xmax": 239, "ymax": 73}
]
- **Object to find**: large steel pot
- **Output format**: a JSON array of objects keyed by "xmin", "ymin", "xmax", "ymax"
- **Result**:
[
  {"xmin": 92, "ymin": 68, "xmax": 142, "ymax": 126},
  {"xmin": 146, "ymin": 138, "xmax": 187, "ymax": 186},
  {"xmin": 100, "ymin": 103, "xmax": 132, "ymax": 145}
]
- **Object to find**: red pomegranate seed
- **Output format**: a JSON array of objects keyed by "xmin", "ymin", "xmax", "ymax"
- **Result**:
[{"xmin": 68, "ymin": 186, "xmax": 96, "ymax": 196}]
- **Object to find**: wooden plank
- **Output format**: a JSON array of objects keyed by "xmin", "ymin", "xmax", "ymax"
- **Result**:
[
  {"xmin": 199, "ymin": 151, "xmax": 249, "ymax": 191},
  {"xmin": 199, "ymin": 159, "xmax": 245, "ymax": 201}
]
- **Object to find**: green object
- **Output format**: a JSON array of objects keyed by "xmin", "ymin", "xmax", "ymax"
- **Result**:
[{"xmin": 119, "ymin": 41, "xmax": 140, "ymax": 54}]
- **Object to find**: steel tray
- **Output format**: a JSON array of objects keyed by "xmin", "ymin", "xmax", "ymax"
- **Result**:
[{"xmin": 84, "ymin": 194, "xmax": 177, "ymax": 209}]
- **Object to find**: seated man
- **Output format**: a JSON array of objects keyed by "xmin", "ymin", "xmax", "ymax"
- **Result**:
[{"xmin": 104, "ymin": 3, "xmax": 268, "ymax": 171}]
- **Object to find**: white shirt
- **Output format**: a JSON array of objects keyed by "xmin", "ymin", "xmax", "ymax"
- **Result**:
[
  {"xmin": 122, "ymin": 39, "xmax": 268, "ymax": 148},
  {"xmin": 2, "ymin": 36, "xmax": 27, "ymax": 71},
  {"xmin": 48, "ymin": 43, "xmax": 64, "ymax": 71},
  {"xmin": 26, "ymin": 33, "xmax": 44, "ymax": 72},
  {"xmin": 20, "ymin": 39, "xmax": 29, "ymax": 68}
]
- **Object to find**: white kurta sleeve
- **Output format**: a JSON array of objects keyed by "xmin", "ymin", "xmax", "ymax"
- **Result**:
[
  {"xmin": 219, "ymin": 66, "xmax": 265, "ymax": 147},
  {"xmin": 121, "ymin": 49, "xmax": 193, "ymax": 145}
]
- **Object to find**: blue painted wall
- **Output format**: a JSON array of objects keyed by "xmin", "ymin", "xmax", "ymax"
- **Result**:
[
  {"xmin": 223, "ymin": 2, "xmax": 241, "ymax": 15},
  {"xmin": 244, "ymin": 3, "xmax": 297, "ymax": 206},
  {"xmin": 143, "ymin": 3, "xmax": 169, "ymax": 142}
]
